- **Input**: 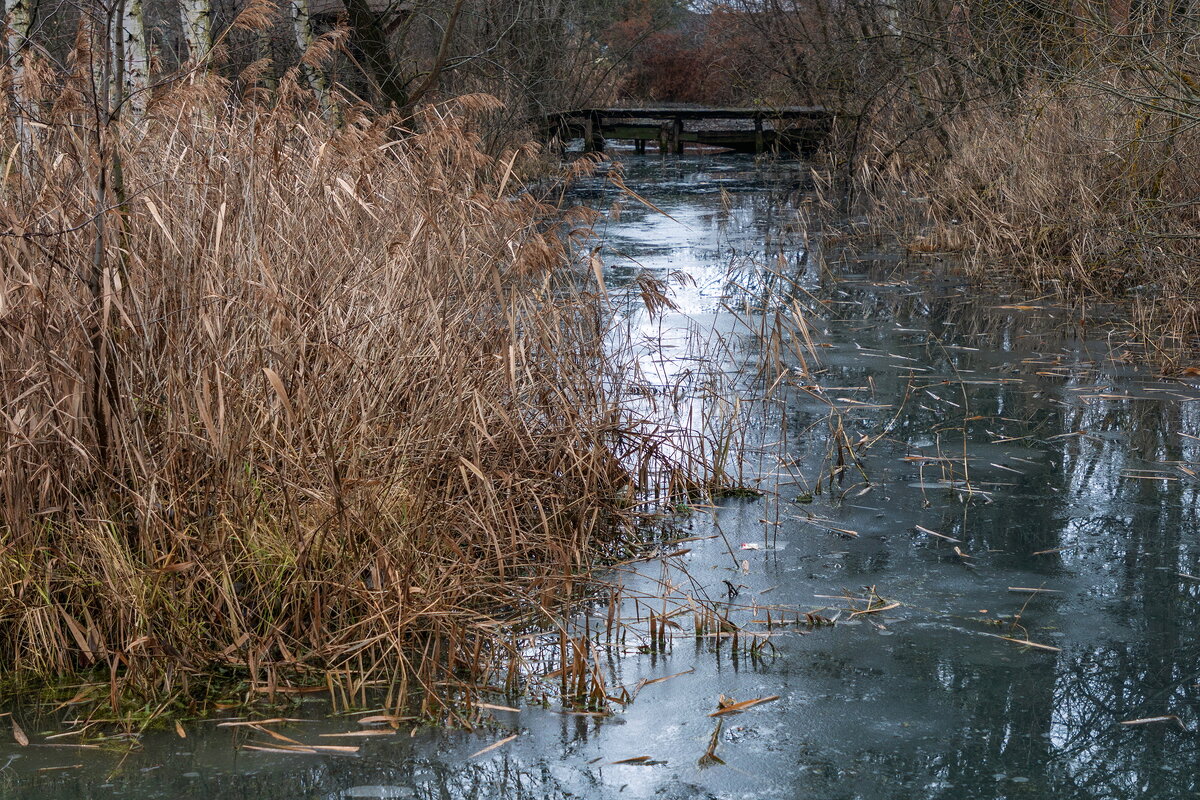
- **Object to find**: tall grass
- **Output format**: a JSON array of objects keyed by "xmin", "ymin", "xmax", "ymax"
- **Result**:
[
  {"xmin": 706, "ymin": 0, "xmax": 1200, "ymax": 363},
  {"xmin": 0, "ymin": 65, "xmax": 701, "ymax": 714},
  {"xmin": 842, "ymin": 83, "xmax": 1200, "ymax": 365}
]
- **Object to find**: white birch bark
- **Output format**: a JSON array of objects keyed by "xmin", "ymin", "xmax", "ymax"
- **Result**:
[
  {"xmin": 289, "ymin": 0, "xmax": 336, "ymax": 121},
  {"xmin": 119, "ymin": 0, "xmax": 148, "ymax": 119},
  {"xmin": 179, "ymin": 0, "xmax": 211, "ymax": 63},
  {"xmin": 3, "ymin": 0, "xmax": 31, "ymax": 58},
  {"xmin": 3, "ymin": 0, "xmax": 34, "ymax": 167}
]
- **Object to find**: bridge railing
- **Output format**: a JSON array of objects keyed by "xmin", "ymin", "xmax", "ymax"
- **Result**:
[{"xmin": 542, "ymin": 106, "xmax": 832, "ymax": 155}]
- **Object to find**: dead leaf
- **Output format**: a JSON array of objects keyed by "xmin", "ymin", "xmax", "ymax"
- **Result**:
[{"xmin": 262, "ymin": 367, "xmax": 294, "ymax": 423}]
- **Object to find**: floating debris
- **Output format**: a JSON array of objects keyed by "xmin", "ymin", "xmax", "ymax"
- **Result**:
[
  {"xmin": 981, "ymin": 633, "xmax": 1061, "ymax": 652},
  {"xmin": 1120, "ymin": 715, "xmax": 1189, "ymax": 731},
  {"xmin": 468, "ymin": 734, "xmax": 518, "ymax": 759},
  {"xmin": 342, "ymin": 787, "xmax": 416, "ymax": 799},
  {"xmin": 915, "ymin": 525, "xmax": 961, "ymax": 543},
  {"xmin": 698, "ymin": 720, "xmax": 724, "ymax": 768},
  {"xmin": 710, "ymin": 695, "xmax": 780, "ymax": 717},
  {"xmin": 610, "ymin": 755, "xmax": 660, "ymax": 765}
]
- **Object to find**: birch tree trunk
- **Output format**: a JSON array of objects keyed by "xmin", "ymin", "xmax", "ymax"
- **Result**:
[
  {"xmin": 118, "ymin": 0, "xmax": 148, "ymax": 119},
  {"xmin": 3, "ymin": 0, "xmax": 35, "ymax": 167},
  {"xmin": 290, "ymin": 0, "xmax": 336, "ymax": 121},
  {"xmin": 2, "ymin": 0, "xmax": 31, "ymax": 62},
  {"xmin": 179, "ymin": 0, "xmax": 211, "ymax": 63}
]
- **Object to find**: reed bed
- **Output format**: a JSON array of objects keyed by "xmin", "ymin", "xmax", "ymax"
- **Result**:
[
  {"xmin": 849, "ymin": 82, "xmax": 1200, "ymax": 366},
  {"xmin": 0, "ymin": 66, "xmax": 709, "ymax": 716}
]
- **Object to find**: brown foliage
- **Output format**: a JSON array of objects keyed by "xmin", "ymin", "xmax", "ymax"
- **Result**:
[{"xmin": 604, "ymin": 5, "xmax": 772, "ymax": 104}]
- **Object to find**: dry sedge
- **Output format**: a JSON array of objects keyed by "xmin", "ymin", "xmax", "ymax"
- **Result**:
[
  {"xmin": 246, "ymin": 742, "xmax": 359, "ymax": 755},
  {"xmin": 356, "ymin": 716, "xmax": 415, "ymax": 726},
  {"xmin": 250, "ymin": 725, "xmax": 304, "ymax": 745},
  {"xmin": 1120, "ymin": 716, "xmax": 1189, "ymax": 731},
  {"xmin": 636, "ymin": 668, "xmax": 694, "ymax": 689},
  {"xmin": 610, "ymin": 755, "xmax": 653, "ymax": 765},
  {"xmin": 698, "ymin": 720, "xmax": 724, "ymax": 768},
  {"xmin": 242, "ymin": 745, "xmax": 320, "ymax": 756},
  {"xmin": 981, "ymin": 633, "xmax": 1062, "ymax": 653},
  {"xmin": 914, "ymin": 525, "xmax": 961, "ymax": 543},
  {"xmin": 849, "ymin": 602, "xmax": 900, "ymax": 617},
  {"xmin": 474, "ymin": 702, "xmax": 520, "ymax": 713},
  {"xmin": 855, "ymin": 82, "xmax": 1200, "ymax": 366}
]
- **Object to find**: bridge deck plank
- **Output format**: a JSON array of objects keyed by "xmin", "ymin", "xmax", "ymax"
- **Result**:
[{"xmin": 550, "ymin": 106, "xmax": 829, "ymax": 121}]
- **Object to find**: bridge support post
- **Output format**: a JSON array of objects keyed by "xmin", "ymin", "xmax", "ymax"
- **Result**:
[
  {"xmin": 671, "ymin": 116, "xmax": 684, "ymax": 155},
  {"xmin": 754, "ymin": 113, "xmax": 764, "ymax": 154},
  {"xmin": 657, "ymin": 124, "xmax": 668, "ymax": 154},
  {"xmin": 584, "ymin": 112, "xmax": 605, "ymax": 153},
  {"xmin": 634, "ymin": 139, "xmax": 646, "ymax": 155}
]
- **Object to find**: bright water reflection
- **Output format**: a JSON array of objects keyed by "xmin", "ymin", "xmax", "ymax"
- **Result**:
[{"xmin": 7, "ymin": 154, "xmax": 1199, "ymax": 800}]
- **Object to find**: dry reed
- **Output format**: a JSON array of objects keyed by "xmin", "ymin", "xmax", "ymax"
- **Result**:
[
  {"xmin": 851, "ymin": 81, "xmax": 1200, "ymax": 365},
  {"xmin": 0, "ymin": 63, "xmax": 703, "ymax": 716}
]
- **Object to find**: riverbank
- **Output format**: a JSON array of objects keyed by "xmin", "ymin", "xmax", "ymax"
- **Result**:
[{"xmin": 840, "ymin": 84, "xmax": 1200, "ymax": 370}]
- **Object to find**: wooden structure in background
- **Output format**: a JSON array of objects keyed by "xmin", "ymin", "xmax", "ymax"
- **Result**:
[{"xmin": 543, "ymin": 106, "xmax": 833, "ymax": 155}]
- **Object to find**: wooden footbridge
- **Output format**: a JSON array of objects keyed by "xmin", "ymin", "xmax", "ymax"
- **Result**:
[{"xmin": 542, "ymin": 106, "xmax": 832, "ymax": 155}]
